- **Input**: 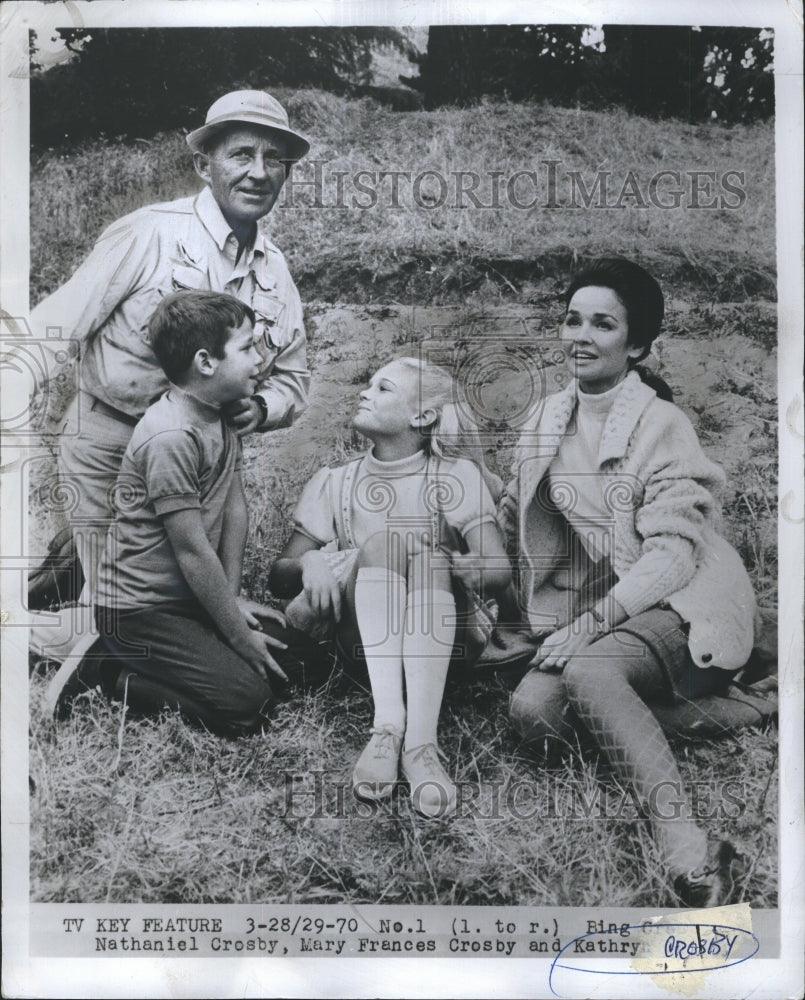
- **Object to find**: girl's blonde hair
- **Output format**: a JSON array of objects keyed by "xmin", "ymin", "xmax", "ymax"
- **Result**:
[{"xmin": 396, "ymin": 357, "xmax": 503, "ymax": 501}]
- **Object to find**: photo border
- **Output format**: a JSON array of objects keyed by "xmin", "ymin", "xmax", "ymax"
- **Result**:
[{"xmin": 2, "ymin": 1, "xmax": 802, "ymax": 997}]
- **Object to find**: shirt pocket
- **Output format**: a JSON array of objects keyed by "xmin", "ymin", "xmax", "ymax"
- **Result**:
[
  {"xmin": 171, "ymin": 263, "xmax": 206, "ymax": 291},
  {"xmin": 252, "ymin": 288, "xmax": 292, "ymax": 354}
]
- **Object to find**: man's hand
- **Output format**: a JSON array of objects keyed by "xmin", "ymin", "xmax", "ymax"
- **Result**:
[
  {"xmin": 531, "ymin": 616, "xmax": 597, "ymax": 672},
  {"xmin": 299, "ymin": 550, "xmax": 341, "ymax": 622},
  {"xmin": 223, "ymin": 396, "xmax": 264, "ymax": 436}
]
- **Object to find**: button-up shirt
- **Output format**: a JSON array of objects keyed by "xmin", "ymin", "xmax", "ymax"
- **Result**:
[{"xmin": 31, "ymin": 185, "xmax": 309, "ymax": 428}]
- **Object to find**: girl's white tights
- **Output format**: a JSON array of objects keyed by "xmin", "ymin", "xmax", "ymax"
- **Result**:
[
  {"xmin": 353, "ymin": 566, "xmax": 456, "ymax": 747},
  {"xmin": 354, "ymin": 567, "xmax": 407, "ymax": 734},
  {"xmin": 401, "ymin": 587, "xmax": 455, "ymax": 749}
]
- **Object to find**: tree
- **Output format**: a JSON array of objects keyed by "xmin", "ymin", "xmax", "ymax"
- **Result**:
[
  {"xmin": 31, "ymin": 27, "xmax": 413, "ymax": 148},
  {"xmin": 697, "ymin": 27, "xmax": 774, "ymax": 122},
  {"xmin": 419, "ymin": 27, "xmax": 484, "ymax": 109},
  {"xmin": 419, "ymin": 25, "xmax": 594, "ymax": 109},
  {"xmin": 416, "ymin": 24, "xmax": 774, "ymax": 122},
  {"xmin": 599, "ymin": 25, "xmax": 773, "ymax": 122}
]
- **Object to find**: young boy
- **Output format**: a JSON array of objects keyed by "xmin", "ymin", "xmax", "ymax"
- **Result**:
[{"xmin": 50, "ymin": 290, "xmax": 317, "ymax": 735}]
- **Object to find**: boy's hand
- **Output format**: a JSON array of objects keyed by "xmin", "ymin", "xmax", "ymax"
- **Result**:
[
  {"xmin": 236, "ymin": 596, "xmax": 287, "ymax": 631},
  {"xmin": 223, "ymin": 397, "xmax": 263, "ymax": 436},
  {"xmin": 299, "ymin": 550, "xmax": 341, "ymax": 622},
  {"xmin": 234, "ymin": 627, "xmax": 289, "ymax": 683}
]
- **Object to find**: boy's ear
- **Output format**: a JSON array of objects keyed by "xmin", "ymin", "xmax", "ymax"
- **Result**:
[
  {"xmin": 411, "ymin": 407, "xmax": 438, "ymax": 430},
  {"xmin": 193, "ymin": 151, "xmax": 211, "ymax": 185},
  {"xmin": 194, "ymin": 348, "xmax": 217, "ymax": 377}
]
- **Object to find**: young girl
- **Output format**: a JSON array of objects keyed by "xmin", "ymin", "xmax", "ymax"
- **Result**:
[
  {"xmin": 502, "ymin": 258, "xmax": 756, "ymax": 905},
  {"xmin": 270, "ymin": 358, "xmax": 511, "ymax": 818}
]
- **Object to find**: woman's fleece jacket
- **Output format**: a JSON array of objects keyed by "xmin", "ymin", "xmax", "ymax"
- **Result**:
[{"xmin": 499, "ymin": 370, "xmax": 756, "ymax": 671}]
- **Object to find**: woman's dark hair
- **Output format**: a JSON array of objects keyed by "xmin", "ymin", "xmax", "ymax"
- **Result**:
[{"xmin": 565, "ymin": 257, "xmax": 673, "ymax": 401}]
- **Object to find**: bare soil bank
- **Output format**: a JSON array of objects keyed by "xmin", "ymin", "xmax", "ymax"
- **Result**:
[
  {"xmin": 293, "ymin": 251, "xmax": 777, "ymax": 307},
  {"xmin": 241, "ymin": 299, "xmax": 777, "ymax": 609}
]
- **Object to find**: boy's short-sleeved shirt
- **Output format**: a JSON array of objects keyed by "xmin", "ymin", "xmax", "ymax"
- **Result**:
[{"xmin": 96, "ymin": 387, "xmax": 241, "ymax": 608}]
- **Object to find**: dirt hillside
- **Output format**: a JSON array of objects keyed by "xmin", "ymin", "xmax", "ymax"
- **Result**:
[{"xmin": 239, "ymin": 298, "xmax": 777, "ymax": 609}]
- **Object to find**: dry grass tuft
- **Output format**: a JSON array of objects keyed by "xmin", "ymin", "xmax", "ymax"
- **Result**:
[
  {"xmin": 29, "ymin": 666, "xmax": 778, "ymax": 905},
  {"xmin": 31, "ymin": 94, "xmax": 774, "ymax": 305}
]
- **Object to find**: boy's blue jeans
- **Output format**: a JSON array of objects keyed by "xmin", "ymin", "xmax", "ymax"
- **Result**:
[{"xmin": 95, "ymin": 601, "xmax": 330, "ymax": 736}]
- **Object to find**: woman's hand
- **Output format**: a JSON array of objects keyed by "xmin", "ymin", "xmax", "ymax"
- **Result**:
[
  {"xmin": 531, "ymin": 616, "xmax": 597, "ymax": 672},
  {"xmin": 299, "ymin": 549, "xmax": 342, "ymax": 622}
]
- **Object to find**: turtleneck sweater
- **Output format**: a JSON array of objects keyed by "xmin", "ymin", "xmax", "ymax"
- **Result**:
[{"xmin": 548, "ymin": 380, "xmax": 625, "ymax": 563}]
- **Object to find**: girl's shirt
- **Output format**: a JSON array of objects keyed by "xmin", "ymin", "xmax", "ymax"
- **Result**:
[{"xmin": 292, "ymin": 449, "xmax": 497, "ymax": 549}]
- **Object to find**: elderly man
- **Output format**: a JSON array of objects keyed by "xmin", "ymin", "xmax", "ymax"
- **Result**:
[{"xmin": 30, "ymin": 90, "xmax": 310, "ymax": 656}]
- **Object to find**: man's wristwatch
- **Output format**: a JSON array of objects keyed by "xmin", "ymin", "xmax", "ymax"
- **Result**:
[
  {"xmin": 588, "ymin": 607, "xmax": 612, "ymax": 637},
  {"xmin": 252, "ymin": 393, "xmax": 269, "ymax": 428}
]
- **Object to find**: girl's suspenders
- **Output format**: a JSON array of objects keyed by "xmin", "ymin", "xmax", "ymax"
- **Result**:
[
  {"xmin": 427, "ymin": 456, "xmax": 458, "ymax": 551},
  {"xmin": 333, "ymin": 457, "xmax": 362, "ymax": 550},
  {"xmin": 333, "ymin": 453, "xmax": 462, "ymax": 550}
]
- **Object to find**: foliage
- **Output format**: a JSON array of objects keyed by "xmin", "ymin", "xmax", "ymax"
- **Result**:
[
  {"xmin": 417, "ymin": 25, "xmax": 599, "ymax": 108},
  {"xmin": 30, "ymin": 27, "xmax": 414, "ymax": 149},
  {"xmin": 417, "ymin": 25, "xmax": 773, "ymax": 122},
  {"xmin": 598, "ymin": 26, "xmax": 774, "ymax": 122},
  {"xmin": 29, "ymin": 24, "xmax": 773, "ymax": 151}
]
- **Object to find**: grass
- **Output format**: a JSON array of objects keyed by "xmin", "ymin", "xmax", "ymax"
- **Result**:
[
  {"xmin": 31, "ymin": 91, "xmax": 776, "ymax": 306},
  {"xmin": 28, "ymin": 93, "xmax": 779, "ymax": 906},
  {"xmin": 29, "ymin": 662, "xmax": 778, "ymax": 906}
]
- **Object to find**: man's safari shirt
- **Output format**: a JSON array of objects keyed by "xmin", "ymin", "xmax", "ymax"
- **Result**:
[{"xmin": 31, "ymin": 185, "xmax": 309, "ymax": 428}]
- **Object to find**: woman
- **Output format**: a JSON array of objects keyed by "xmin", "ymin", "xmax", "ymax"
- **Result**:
[{"xmin": 501, "ymin": 257, "xmax": 755, "ymax": 905}]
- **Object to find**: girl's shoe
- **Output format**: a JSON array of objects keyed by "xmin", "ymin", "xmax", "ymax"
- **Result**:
[
  {"xmin": 401, "ymin": 743, "xmax": 457, "ymax": 819},
  {"xmin": 352, "ymin": 727, "xmax": 403, "ymax": 801}
]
